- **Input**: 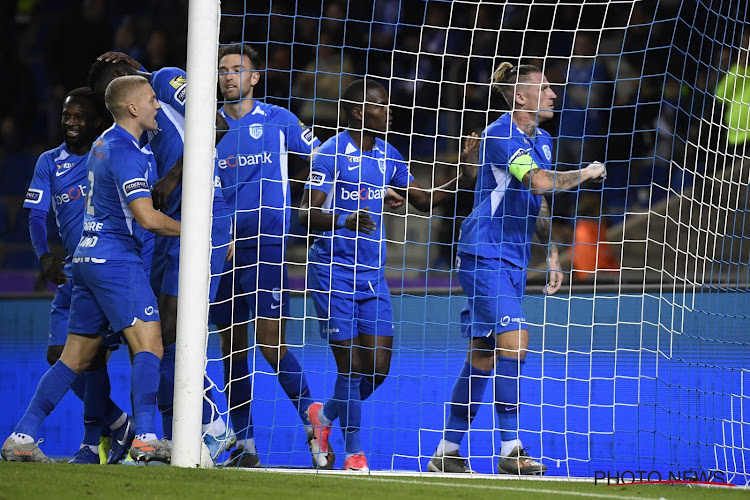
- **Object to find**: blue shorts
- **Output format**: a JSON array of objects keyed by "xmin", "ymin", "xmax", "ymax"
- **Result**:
[
  {"xmin": 68, "ymin": 259, "xmax": 160, "ymax": 335},
  {"xmin": 456, "ymin": 252, "xmax": 527, "ymax": 338},
  {"xmin": 48, "ymin": 262, "xmax": 73, "ymax": 346},
  {"xmin": 139, "ymin": 228, "xmax": 154, "ymax": 282},
  {"xmin": 209, "ymin": 244, "xmax": 289, "ymax": 325},
  {"xmin": 150, "ymin": 211, "xmax": 232, "ymax": 301},
  {"xmin": 307, "ymin": 263, "xmax": 394, "ymax": 341}
]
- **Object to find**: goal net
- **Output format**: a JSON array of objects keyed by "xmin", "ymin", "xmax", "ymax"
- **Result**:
[{"xmin": 179, "ymin": 0, "xmax": 750, "ymax": 483}]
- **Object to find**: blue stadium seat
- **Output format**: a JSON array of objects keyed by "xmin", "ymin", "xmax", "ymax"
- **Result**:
[
  {"xmin": 2, "ymin": 249, "xmax": 40, "ymax": 270},
  {"xmin": 0, "ymin": 152, "xmax": 36, "ymax": 196}
]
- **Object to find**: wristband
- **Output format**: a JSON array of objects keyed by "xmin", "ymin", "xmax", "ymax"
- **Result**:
[{"xmin": 336, "ymin": 214, "xmax": 348, "ymax": 229}]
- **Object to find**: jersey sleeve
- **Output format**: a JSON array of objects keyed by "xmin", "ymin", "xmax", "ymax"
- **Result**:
[
  {"xmin": 281, "ymin": 108, "xmax": 322, "ymax": 157},
  {"xmin": 387, "ymin": 147, "xmax": 413, "ymax": 188},
  {"xmin": 150, "ymin": 67, "xmax": 187, "ymax": 115},
  {"xmin": 113, "ymin": 148, "xmax": 153, "ymax": 204},
  {"xmin": 306, "ymin": 147, "xmax": 336, "ymax": 196},
  {"xmin": 23, "ymin": 153, "xmax": 52, "ymax": 212}
]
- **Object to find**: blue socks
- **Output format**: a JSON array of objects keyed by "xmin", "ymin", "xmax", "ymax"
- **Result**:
[
  {"xmin": 223, "ymin": 358, "xmax": 253, "ymax": 441},
  {"xmin": 333, "ymin": 374, "xmax": 362, "ymax": 456},
  {"xmin": 320, "ymin": 374, "xmax": 381, "ymax": 424},
  {"xmin": 276, "ymin": 351, "xmax": 313, "ymax": 424},
  {"xmin": 202, "ymin": 376, "xmax": 217, "ymax": 425},
  {"xmin": 158, "ymin": 343, "xmax": 176, "ymax": 440},
  {"xmin": 359, "ymin": 377, "xmax": 376, "ymax": 401},
  {"xmin": 15, "ymin": 361, "xmax": 78, "ymax": 438},
  {"xmin": 444, "ymin": 361, "xmax": 491, "ymax": 445},
  {"xmin": 82, "ymin": 367, "xmax": 110, "ymax": 447},
  {"xmin": 132, "ymin": 351, "xmax": 161, "ymax": 436},
  {"xmin": 495, "ymin": 357, "xmax": 522, "ymax": 442}
]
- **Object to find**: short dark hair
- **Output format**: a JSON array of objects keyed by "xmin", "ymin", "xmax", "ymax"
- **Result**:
[
  {"xmin": 87, "ymin": 59, "xmax": 137, "ymax": 93},
  {"xmin": 218, "ymin": 42, "xmax": 262, "ymax": 70},
  {"xmin": 341, "ymin": 78, "xmax": 386, "ymax": 121}
]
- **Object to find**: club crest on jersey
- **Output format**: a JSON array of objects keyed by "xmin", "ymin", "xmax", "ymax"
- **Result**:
[
  {"xmin": 272, "ymin": 288, "xmax": 282, "ymax": 303},
  {"xmin": 377, "ymin": 158, "xmax": 386, "ymax": 174},
  {"xmin": 543, "ymin": 145, "xmax": 551, "ymax": 161},
  {"xmin": 248, "ymin": 123, "xmax": 263, "ymax": 139}
]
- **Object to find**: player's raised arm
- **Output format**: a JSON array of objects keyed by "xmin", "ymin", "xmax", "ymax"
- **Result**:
[{"xmin": 404, "ymin": 132, "xmax": 480, "ymax": 212}]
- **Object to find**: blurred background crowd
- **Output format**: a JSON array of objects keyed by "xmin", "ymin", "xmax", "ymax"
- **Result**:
[{"xmin": 0, "ymin": 0, "xmax": 747, "ymax": 291}]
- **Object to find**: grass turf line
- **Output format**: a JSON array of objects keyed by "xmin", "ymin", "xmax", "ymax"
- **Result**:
[{"xmin": 0, "ymin": 463, "xmax": 746, "ymax": 500}]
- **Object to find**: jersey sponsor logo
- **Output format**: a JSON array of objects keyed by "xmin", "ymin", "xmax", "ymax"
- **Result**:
[
  {"xmin": 78, "ymin": 235, "xmax": 99, "ymax": 248},
  {"xmin": 248, "ymin": 123, "xmax": 263, "ymax": 139},
  {"xmin": 301, "ymin": 127, "xmax": 315, "ymax": 146},
  {"xmin": 83, "ymin": 221, "xmax": 103, "ymax": 232},
  {"xmin": 54, "ymin": 184, "xmax": 87, "ymax": 205},
  {"xmin": 347, "ymin": 155, "xmax": 361, "ymax": 163},
  {"xmin": 169, "ymin": 75, "xmax": 187, "ymax": 89},
  {"xmin": 499, "ymin": 315, "xmax": 524, "ymax": 327},
  {"xmin": 91, "ymin": 149, "xmax": 105, "ymax": 160},
  {"xmin": 55, "ymin": 162, "xmax": 75, "ymax": 177},
  {"xmin": 25, "ymin": 188, "xmax": 43, "ymax": 204},
  {"xmin": 543, "ymin": 144, "xmax": 551, "ymax": 161},
  {"xmin": 340, "ymin": 186, "xmax": 387, "ymax": 201},
  {"xmin": 308, "ymin": 171, "xmax": 326, "ymax": 186},
  {"xmin": 144, "ymin": 306, "xmax": 156, "ymax": 316},
  {"xmin": 122, "ymin": 178, "xmax": 150, "ymax": 197},
  {"xmin": 218, "ymin": 153, "xmax": 272, "ymax": 169}
]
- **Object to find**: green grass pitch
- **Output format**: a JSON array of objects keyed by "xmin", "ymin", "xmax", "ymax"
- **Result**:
[{"xmin": 0, "ymin": 463, "xmax": 747, "ymax": 500}]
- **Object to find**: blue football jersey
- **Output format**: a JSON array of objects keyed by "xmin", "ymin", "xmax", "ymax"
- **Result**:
[
  {"xmin": 306, "ymin": 130, "xmax": 413, "ymax": 282},
  {"xmin": 74, "ymin": 124, "xmax": 156, "ymax": 262},
  {"xmin": 148, "ymin": 67, "xmax": 228, "ymax": 216},
  {"xmin": 216, "ymin": 101, "xmax": 321, "ymax": 247},
  {"xmin": 24, "ymin": 144, "xmax": 89, "ymax": 259},
  {"xmin": 457, "ymin": 112, "xmax": 553, "ymax": 268}
]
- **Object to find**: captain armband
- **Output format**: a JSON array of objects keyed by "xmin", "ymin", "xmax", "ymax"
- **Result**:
[{"xmin": 508, "ymin": 153, "xmax": 539, "ymax": 182}]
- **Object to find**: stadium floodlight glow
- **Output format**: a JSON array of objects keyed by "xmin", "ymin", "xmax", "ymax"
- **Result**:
[{"xmin": 172, "ymin": 0, "xmax": 220, "ymax": 469}]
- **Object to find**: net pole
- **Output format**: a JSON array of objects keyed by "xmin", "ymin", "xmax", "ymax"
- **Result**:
[{"xmin": 172, "ymin": 0, "xmax": 220, "ymax": 468}]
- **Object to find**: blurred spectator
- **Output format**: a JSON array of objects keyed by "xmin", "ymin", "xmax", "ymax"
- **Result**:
[
  {"xmin": 557, "ymin": 31, "xmax": 610, "ymax": 170},
  {"xmin": 44, "ymin": 0, "xmax": 112, "ymax": 102},
  {"xmin": 571, "ymin": 194, "xmax": 619, "ymax": 282},
  {"xmin": 143, "ymin": 29, "xmax": 171, "ymax": 70},
  {"xmin": 0, "ymin": 42, "xmax": 36, "ymax": 150},
  {"xmin": 292, "ymin": 32, "xmax": 355, "ymax": 141},
  {"xmin": 112, "ymin": 16, "xmax": 146, "ymax": 64}
]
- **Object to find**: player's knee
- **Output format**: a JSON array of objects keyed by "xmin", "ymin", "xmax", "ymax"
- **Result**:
[
  {"xmin": 46, "ymin": 345, "xmax": 64, "ymax": 366},
  {"xmin": 259, "ymin": 344, "xmax": 282, "ymax": 369},
  {"xmin": 86, "ymin": 347, "xmax": 109, "ymax": 371}
]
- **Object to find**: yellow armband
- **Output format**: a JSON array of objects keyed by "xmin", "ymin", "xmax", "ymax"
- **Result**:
[{"xmin": 508, "ymin": 153, "xmax": 539, "ymax": 182}]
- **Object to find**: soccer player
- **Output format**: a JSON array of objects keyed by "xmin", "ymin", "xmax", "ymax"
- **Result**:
[
  {"xmin": 88, "ymin": 55, "xmax": 234, "ymax": 459},
  {"xmin": 299, "ymin": 78, "xmax": 478, "ymax": 471},
  {"xmin": 428, "ymin": 62, "xmax": 605, "ymax": 475},
  {"xmin": 1, "ymin": 75, "xmax": 179, "ymax": 464},
  {"xmin": 21, "ymin": 87, "xmax": 133, "ymax": 464},
  {"xmin": 212, "ymin": 43, "xmax": 322, "ymax": 468}
]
